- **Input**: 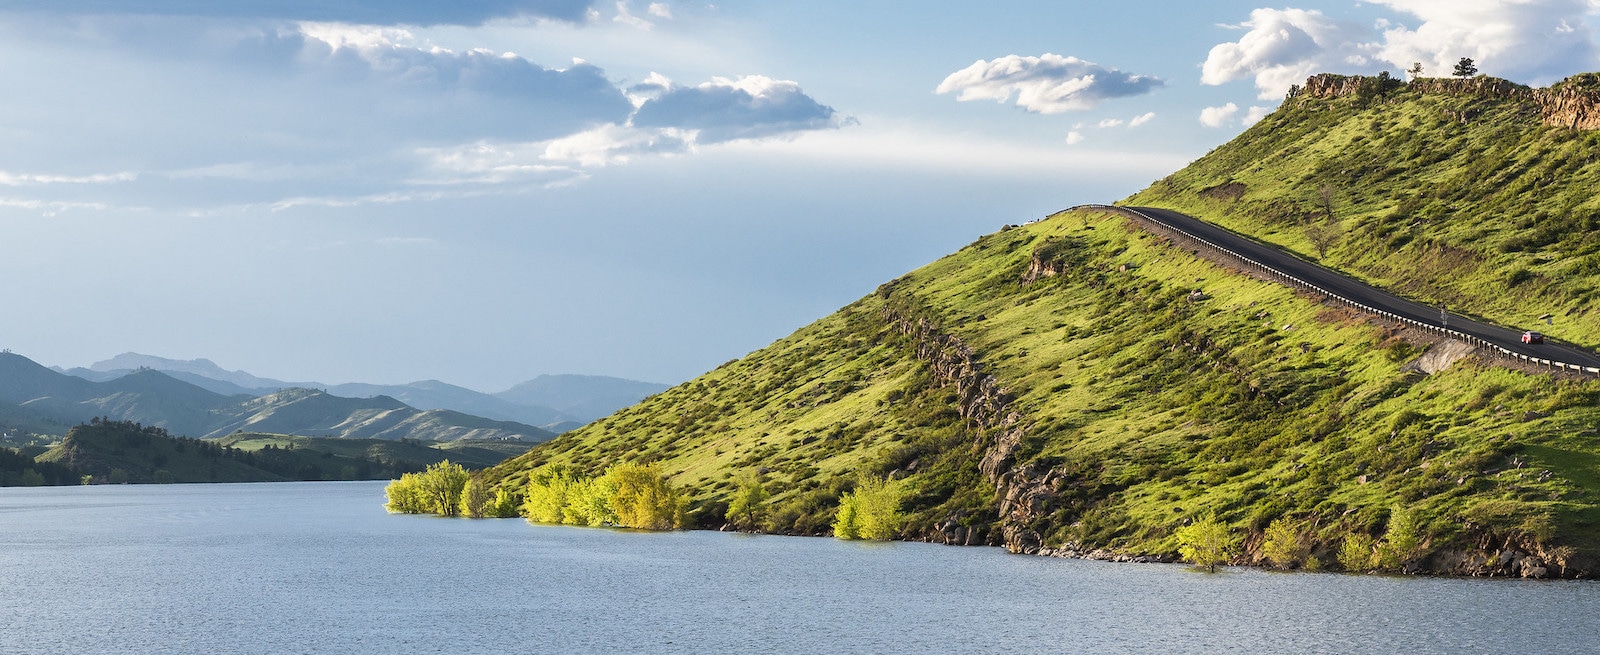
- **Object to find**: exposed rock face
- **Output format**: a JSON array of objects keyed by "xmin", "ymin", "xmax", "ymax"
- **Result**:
[
  {"xmin": 1401, "ymin": 339, "xmax": 1477, "ymax": 375},
  {"xmin": 1538, "ymin": 73, "xmax": 1600, "ymax": 129},
  {"xmin": 1294, "ymin": 72, "xmax": 1600, "ymax": 130},
  {"xmin": 877, "ymin": 288, "xmax": 1055, "ymax": 553}
]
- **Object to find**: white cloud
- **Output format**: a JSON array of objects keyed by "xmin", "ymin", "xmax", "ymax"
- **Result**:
[
  {"xmin": 613, "ymin": 1, "xmax": 655, "ymax": 30},
  {"xmin": 8, "ymin": 0, "xmax": 602, "ymax": 25},
  {"xmin": 1243, "ymin": 105, "xmax": 1274, "ymax": 125},
  {"xmin": 1201, "ymin": 8, "xmax": 1374, "ymax": 99},
  {"xmin": 1065, "ymin": 131, "xmax": 1085, "ymax": 145},
  {"xmin": 1129, "ymin": 112, "xmax": 1156, "ymax": 127},
  {"xmin": 631, "ymin": 74, "xmax": 843, "ymax": 143},
  {"xmin": 1204, "ymin": 3, "xmax": 1600, "ymax": 99},
  {"xmin": 1369, "ymin": 0, "xmax": 1597, "ymax": 82},
  {"xmin": 647, "ymin": 3, "xmax": 674, "ymax": 19},
  {"xmin": 935, "ymin": 53, "xmax": 1163, "ymax": 113},
  {"xmin": 540, "ymin": 124, "xmax": 695, "ymax": 166},
  {"xmin": 1200, "ymin": 103, "xmax": 1240, "ymax": 128},
  {"xmin": 1097, "ymin": 118, "xmax": 1125, "ymax": 128},
  {"xmin": 0, "ymin": 170, "xmax": 136, "ymax": 186}
]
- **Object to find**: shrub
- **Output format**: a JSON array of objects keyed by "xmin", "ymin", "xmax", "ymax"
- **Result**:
[
  {"xmin": 1338, "ymin": 533, "xmax": 1376, "ymax": 572},
  {"xmin": 1176, "ymin": 515, "xmax": 1237, "ymax": 572},
  {"xmin": 833, "ymin": 474, "xmax": 904, "ymax": 540},
  {"xmin": 1260, "ymin": 518, "xmax": 1306, "ymax": 569}
]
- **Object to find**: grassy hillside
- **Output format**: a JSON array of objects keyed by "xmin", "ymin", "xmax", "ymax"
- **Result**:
[
  {"xmin": 487, "ymin": 204, "xmax": 1600, "ymax": 575},
  {"xmin": 482, "ymin": 74, "xmax": 1600, "ymax": 577},
  {"xmin": 1127, "ymin": 74, "xmax": 1600, "ymax": 347}
]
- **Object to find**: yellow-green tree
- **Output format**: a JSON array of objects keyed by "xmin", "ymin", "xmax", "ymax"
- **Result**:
[
  {"xmin": 1176, "ymin": 516, "xmax": 1237, "ymax": 572},
  {"xmin": 607, "ymin": 463, "xmax": 685, "ymax": 530},
  {"xmin": 833, "ymin": 474, "xmax": 903, "ymax": 540},
  {"xmin": 459, "ymin": 477, "xmax": 492, "ymax": 518},
  {"xmin": 524, "ymin": 472, "xmax": 580, "ymax": 524},
  {"xmin": 1338, "ymin": 533, "xmax": 1376, "ymax": 572},
  {"xmin": 1260, "ymin": 518, "xmax": 1306, "ymax": 569},
  {"xmin": 1377, "ymin": 506, "xmax": 1424, "ymax": 569},
  {"xmin": 419, "ymin": 460, "xmax": 470, "ymax": 518},
  {"xmin": 486, "ymin": 487, "xmax": 521, "ymax": 518},
  {"xmin": 725, "ymin": 472, "xmax": 770, "ymax": 530},
  {"xmin": 385, "ymin": 472, "xmax": 428, "ymax": 514}
]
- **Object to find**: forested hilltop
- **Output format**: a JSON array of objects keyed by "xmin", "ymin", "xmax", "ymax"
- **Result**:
[{"xmin": 475, "ymin": 72, "xmax": 1600, "ymax": 578}]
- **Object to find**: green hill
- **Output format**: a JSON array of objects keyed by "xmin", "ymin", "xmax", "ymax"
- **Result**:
[
  {"xmin": 481, "ymin": 73, "xmax": 1600, "ymax": 579},
  {"xmin": 25, "ymin": 421, "xmax": 530, "ymax": 485}
]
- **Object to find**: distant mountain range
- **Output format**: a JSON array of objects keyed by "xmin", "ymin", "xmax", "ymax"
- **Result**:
[
  {"xmin": 54, "ymin": 352, "xmax": 669, "ymax": 431},
  {"xmin": 1, "ymin": 352, "xmax": 553, "ymax": 443}
]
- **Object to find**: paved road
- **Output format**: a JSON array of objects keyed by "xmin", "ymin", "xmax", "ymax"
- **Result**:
[{"xmin": 1094, "ymin": 204, "xmax": 1600, "ymax": 373}]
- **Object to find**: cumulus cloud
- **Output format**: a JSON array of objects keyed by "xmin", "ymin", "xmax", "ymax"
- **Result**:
[
  {"xmin": 4, "ymin": 0, "xmax": 600, "ymax": 26},
  {"xmin": 295, "ymin": 24, "xmax": 634, "ymax": 140},
  {"xmin": 1202, "ymin": 8, "xmax": 1374, "ymax": 99},
  {"xmin": 1065, "ymin": 131, "xmax": 1085, "ymax": 145},
  {"xmin": 1243, "ymin": 105, "xmax": 1274, "ymax": 125},
  {"xmin": 1129, "ymin": 112, "xmax": 1156, "ymax": 127},
  {"xmin": 0, "ymin": 16, "xmax": 847, "ymax": 214},
  {"xmin": 935, "ymin": 53, "xmax": 1163, "ymax": 113},
  {"xmin": 1370, "ymin": 0, "xmax": 1597, "ymax": 82},
  {"xmin": 1200, "ymin": 103, "xmax": 1240, "ymax": 128},
  {"xmin": 647, "ymin": 3, "xmax": 673, "ymax": 19},
  {"xmin": 631, "ymin": 75, "xmax": 842, "ymax": 143},
  {"xmin": 1204, "ymin": 3, "xmax": 1600, "ymax": 99}
]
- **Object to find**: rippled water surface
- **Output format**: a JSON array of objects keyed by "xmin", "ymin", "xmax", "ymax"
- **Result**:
[{"xmin": 1, "ymin": 482, "xmax": 1596, "ymax": 654}]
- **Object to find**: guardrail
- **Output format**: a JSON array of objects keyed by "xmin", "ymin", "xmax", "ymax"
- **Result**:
[{"xmin": 1075, "ymin": 204, "xmax": 1600, "ymax": 376}]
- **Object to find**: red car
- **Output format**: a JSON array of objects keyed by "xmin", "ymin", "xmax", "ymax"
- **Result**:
[{"xmin": 1522, "ymin": 331, "xmax": 1544, "ymax": 344}]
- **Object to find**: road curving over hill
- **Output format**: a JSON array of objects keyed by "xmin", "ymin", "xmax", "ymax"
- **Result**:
[{"xmin": 1082, "ymin": 204, "xmax": 1600, "ymax": 375}]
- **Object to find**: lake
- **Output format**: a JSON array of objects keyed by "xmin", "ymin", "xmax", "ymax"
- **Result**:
[{"xmin": 0, "ymin": 481, "xmax": 1594, "ymax": 654}]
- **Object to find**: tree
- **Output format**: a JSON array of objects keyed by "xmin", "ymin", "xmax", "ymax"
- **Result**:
[
  {"xmin": 1260, "ymin": 518, "xmax": 1306, "ymax": 569},
  {"xmin": 1338, "ymin": 533, "xmax": 1376, "ymax": 572},
  {"xmin": 1377, "ymin": 506, "xmax": 1424, "ymax": 569},
  {"xmin": 1407, "ymin": 62, "xmax": 1424, "ymax": 79},
  {"xmin": 384, "ymin": 473, "xmax": 428, "ymax": 514},
  {"xmin": 606, "ymin": 463, "xmax": 684, "ymax": 530},
  {"xmin": 725, "ymin": 472, "xmax": 771, "ymax": 530},
  {"xmin": 459, "ymin": 477, "xmax": 492, "ymax": 518},
  {"xmin": 1176, "ymin": 516, "xmax": 1237, "ymax": 572},
  {"xmin": 417, "ymin": 460, "xmax": 470, "ymax": 517},
  {"xmin": 832, "ymin": 474, "xmax": 904, "ymax": 541},
  {"xmin": 1453, "ymin": 57, "xmax": 1477, "ymax": 78}
]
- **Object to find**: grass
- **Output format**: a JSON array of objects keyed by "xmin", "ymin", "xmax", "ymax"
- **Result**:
[{"xmin": 483, "ymin": 79, "xmax": 1600, "ymax": 573}]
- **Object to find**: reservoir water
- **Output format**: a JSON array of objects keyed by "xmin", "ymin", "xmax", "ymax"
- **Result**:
[{"xmin": 0, "ymin": 481, "xmax": 1595, "ymax": 654}]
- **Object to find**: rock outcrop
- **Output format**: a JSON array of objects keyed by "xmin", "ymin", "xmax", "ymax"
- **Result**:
[
  {"xmin": 877, "ymin": 289, "xmax": 1056, "ymax": 554},
  {"xmin": 1293, "ymin": 72, "xmax": 1600, "ymax": 130}
]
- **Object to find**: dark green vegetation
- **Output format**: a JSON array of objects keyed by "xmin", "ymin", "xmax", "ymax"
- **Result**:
[
  {"xmin": 0, "ymin": 352, "xmax": 555, "ymax": 444},
  {"xmin": 470, "ymin": 74, "xmax": 1600, "ymax": 577},
  {"xmin": 0, "ymin": 419, "xmax": 537, "ymax": 486}
]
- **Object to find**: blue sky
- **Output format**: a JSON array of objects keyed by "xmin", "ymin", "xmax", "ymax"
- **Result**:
[{"xmin": 2, "ymin": 0, "xmax": 1597, "ymax": 390}]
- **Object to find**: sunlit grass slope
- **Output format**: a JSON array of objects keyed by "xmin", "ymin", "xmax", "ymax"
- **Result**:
[
  {"xmin": 488, "ymin": 205, "xmax": 1600, "ymax": 570},
  {"xmin": 1127, "ymin": 78, "xmax": 1600, "ymax": 347}
]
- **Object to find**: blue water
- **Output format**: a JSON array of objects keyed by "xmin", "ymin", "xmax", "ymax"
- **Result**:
[{"xmin": 0, "ymin": 482, "xmax": 1595, "ymax": 654}]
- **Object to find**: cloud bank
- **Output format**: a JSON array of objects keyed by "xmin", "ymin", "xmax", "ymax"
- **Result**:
[
  {"xmin": 936, "ymin": 53, "xmax": 1163, "ymax": 113},
  {"xmin": 1204, "ymin": 2, "xmax": 1600, "ymax": 99},
  {"xmin": 3, "ymin": 0, "xmax": 599, "ymax": 25}
]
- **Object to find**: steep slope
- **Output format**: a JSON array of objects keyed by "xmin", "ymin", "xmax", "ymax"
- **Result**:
[
  {"xmin": 199, "ymin": 388, "xmax": 555, "ymax": 442},
  {"xmin": 486, "ymin": 199, "xmax": 1600, "ymax": 577},
  {"xmin": 1127, "ymin": 73, "xmax": 1600, "ymax": 349}
]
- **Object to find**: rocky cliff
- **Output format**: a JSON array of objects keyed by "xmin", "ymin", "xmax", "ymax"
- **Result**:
[{"xmin": 1292, "ymin": 72, "xmax": 1600, "ymax": 130}]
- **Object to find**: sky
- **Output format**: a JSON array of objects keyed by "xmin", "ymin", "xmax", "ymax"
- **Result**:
[{"xmin": 3, "ymin": 0, "xmax": 1599, "ymax": 392}]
